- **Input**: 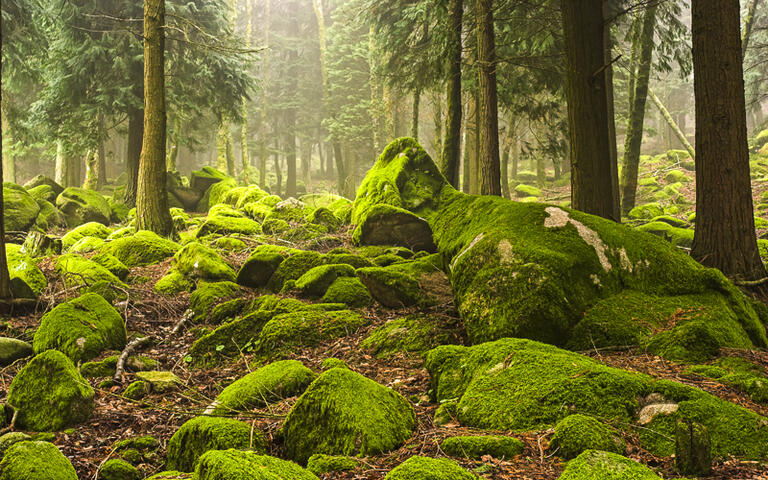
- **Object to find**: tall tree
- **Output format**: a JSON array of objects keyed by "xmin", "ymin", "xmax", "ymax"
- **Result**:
[
  {"xmin": 742, "ymin": 0, "xmax": 761, "ymax": 57},
  {"xmin": 136, "ymin": 0, "xmax": 173, "ymax": 235},
  {"xmin": 0, "ymin": 133, "xmax": 10, "ymax": 301},
  {"xmin": 691, "ymin": 0, "xmax": 764, "ymax": 281},
  {"xmin": 476, "ymin": 0, "xmax": 500, "ymax": 195},
  {"xmin": 258, "ymin": 0, "xmax": 271, "ymax": 189},
  {"xmin": 441, "ymin": 0, "xmax": 463, "ymax": 188},
  {"xmin": 620, "ymin": 4, "xmax": 658, "ymax": 216},
  {"xmin": 561, "ymin": 0, "xmax": 619, "ymax": 221}
]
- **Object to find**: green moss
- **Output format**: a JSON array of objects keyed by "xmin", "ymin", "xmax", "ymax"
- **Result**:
[
  {"xmin": 34, "ymin": 199, "xmax": 64, "ymax": 230},
  {"xmin": 0, "ymin": 432, "xmax": 31, "ymax": 459},
  {"xmin": 356, "ymin": 267, "xmax": 421, "ymax": 307},
  {"xmin": 197, "ymin": 216, "xmax": 262, "ymax": 238},
  {"xmin": 81, "ymin": 356, "xmax": 118, "ymax": 378},
  {"xmin": 636, "ymin": 221, "xmax": 694, "ymax": 248},
  {"xmin": 266, "ymin": 251, "xmax": 324, "ymax": 292},
  {"xmin": 514, "ymin": 184, "xmax": 542, "ymax": 198},
  {"xmin": 5, "ymin": 244, "xmax": 47, "ymax": 297},
  {"xmin": 55, "ymin": 254, "xmax": 126, "ymax": 288},
  {"xmin": 242, "ymin": 202, "xmax": 274, "ymax": 222},
  {"xmin": 155, "ymin": 271, "xmax": 194, "ymax": 295},
  {"xmin": 383, "ymin": 456, "xmax": 477, "ymax": 480},
  {"xmin": 214, "ymin": 237, "xmax": 247, "ymax": 252},
  {"xmin": 166, "ymin": 416, "xmax": 265, "ymax": 472},
  {"xmin": 283, "ymin": 223, "xmax": 328, "ymax": 242},
  {"xmin": 113, "ymin": 434, "xmax": 160, "ymax": 454},
  {"xmin": 69, "ymin": 236, "xmax": 106, "ymax": 254},
  {"xmin": 262, "ymin": 218, "xmax": 290, "ymax": 235},
  {"xmin": 173, "ymin": 243, "xmax": 236, "ymax": 281},
  {"xmin": 146, "ymin": 471, "xmax": 192, "ymax": 479},
  {"xmin": 265, "ymin": 198, "xmax": 312, "ymax": 223},
  {"xmin": 322, "ymin": 277, "xmax": 372, "ymax": 307},
  {"xmin": 255, "ymin": 310, "xmax": 368, "ymax": 358},
  {"xmin": 7, "ymin": 350, "xmax": 94, "ymax": 431},
  {"xmin": 558, "ymin": 450, "xmax": 661, "ymax": 480},
  {"xmin": 135, "ymin": 371, "xmax": 181, "ymax": 392},
  {"xmin": 198, "ymin": 178, "xmax": 238, "ymax": 212},
  {"xmin": 324, "ymin": 253, "xmax": 374, "ymax": 269},
  {"xmin": 320, "ymin": 358, "xmax": 348, "ymax": 370},
  {"xmin": 189, "ymin": 281, "xmax": 242, "ymax": 321},
  {"xmin": 664, "ymin": 170, "xmax": 690, "ymax": 183},
  {"xmin": 99, "ymin": 459, "xmax": 141, "ymax": 480},
  {"xmin": 194, "ymin": 450, "xmax": 319, "ymax": 480},
  {"xmin": 306, "ymin": 454, "xmax": 361, "ymax": 475},
  {"xmin": 62, "ymin": 222, "xmax": 112, "ymax": 250},
  {"xmin": 33, "ymin": 293, "xmax": 126, "ymax": 363},
  {"xmin": 550, "ymin": 414, "xmax": 625, "ymax": 459},
  {"xmin": 24, "ymin": 175, "xmax": 63, "ymax": 198},
  {"xmin": 123, "ymin": 380, "xmax": 149, "ymax": 400},
  {"xmin": 234, "ymin": 185, "xmax": 269, "ymax": 209},
  {"xmin": 91, "ymin": 253, "xmax": 130, "ymax": 281},
  {"xmin": 236, "ymin": 245, "xmax": 294, "ymax": 288},
  {"xmin": 0, "ymin": 337, "xmax": 33, "ymax": 366},
  {"xmin": 440, "ymin": 435, "xmax": 524, "ymax": 460},
  {"xmin": 295, "ymin": 264, "xmax": 356, "ymax": 297},
  {"xmin": 213, "ymin": 360, "xmax": 317, "ymax": 414},
  {"xmin": 102, "ymin": 230, "xmax": 181, "ymax": 267},
  {"xmin": 0, "ymin": 441, "xmax": 78, "ymax": 480},
  {"xmin": 56, "ymin": 187, "xmax": 112, "ymax": 227},
  {"xmin": 361, "ymin": 314, "xmax": 462, "ymax": 357},
  {"xmin": 280, "ymin": 368, "xmax": 416, "ymax": 464},
  {"xmin": 352, "ymin": 204, "xmax": 436, "ymax": 253},
  {"xmin": 372, "ymin": 253, "xmax": 406, "ymax": 266},
  {"xmin": 307, "ymin": 207, "xmax": 341, "ymax": 232},
  {"xmin": 108, "ymin": 227, "xmax": 136, "ymax": 240},
  {"xmin": 3, "ymin": 183, "xmax": 40, "ymax": 231},
  {"xmin": 685, "ymin": 358, "xmax": 768, "ymax": 404}
]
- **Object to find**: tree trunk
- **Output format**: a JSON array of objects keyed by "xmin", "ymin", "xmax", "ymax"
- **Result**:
[
  {"xmin": 240, "ymin": 0, "xmax": 253, "ymax": 185},
  {"xmin": 301, "ymin": 139, "xmax": 312, "ymax": 188},
  {"xmin": 2, "ymin": 126, "xmax": 15, "ymax": 183},
  {"xmin": 273, "ymin": 137, "xmax": 282, "ymax": 196},
  {"xmin": 501, "ymin": 144, "xmax": 510, "ymax": 199},
  {"xmin": 648, "ymin": 87, "xmax": 695, "ymax": 158},
  {"xmin": 691, "ymin": 0, "xmax": 764, "ymax": 281},
  {"xmin": 476, "ymin": 0, "xmax": 501, "ymax": 196},
  {"xmin": 217, "ymin": 116, "xmax": 235, "ymax": 177},
  {"xmin": 441, "ymin": 0, "xmax": 463, "ymax": 188},
  {"xmin": 511, "ymin": 132, "xmax": 519, "ymax": 180},
  {"xmin": 561, "ymin": 0, "xmax": 619, "ymax": 221},
  {"xmin": 284, "ymin": 112, "xmax": 297, "ymax": 200},
  {"xmin": 84, "ymin": 149, "xmax": 98, "ymax": 189},
  {"xmin": 0, "ymin": 127, "xmax": 11, "ymax": 299},
  {"xmin": 742, "ymin": 0, "xmax": 761, "ymax": 57},
  {"xmin": 468, "ymin": 92, "xmax": 480, "ymax": 194},
  {"xmin": 125, "ymin": 107, "xmax": 143, "ymax": 206},
  {"xmin": 621, "ymin": 4, "xmax": 658, "ymax": 216},
  {"xmin": 411, "ymin": 88, "xmax": 421, "ymax": 140},
  {"xmin": 136, "ymin": 0, "xmax": 173, "ymax": 235},
  {"xmin": 333, "ymin": 142, "xmax": 345, "ymax": 197},
  {"xmin": 67, "ymin": 153, "xmax": 81, "ymax": 188}
]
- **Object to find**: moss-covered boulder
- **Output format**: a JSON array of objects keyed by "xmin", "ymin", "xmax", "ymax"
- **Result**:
[
  {"xmin": 255, "ymin": 310, "xmax": 368, "ymax": 358},
  {"xmin": 102, "ymin": 230, "xmax": 181, "ymax": 267},
  {"xmin": 352, "ymin": 204, "xmax": 436, "ymax": 253},
  {"xmin": 550, "ymin": 414, "xmax": 625, "ymax": 459},
  {"xmin": 685, "ymin": 357, "xmax": 768, "ymax": 404},
  {"xmin": 361, "ymin": 314, "xmax": 462, "ymax": 357},
  {"xmin": 0, "ymin": 337, "xmax": 33, "ymax": 366},
  {"xmin": 558, "ymin": 450, "xmax": 662, "ymax": 480},
  {"xmin": 197, "ymin": 216, "xmax": 262, "ymax": 238},
  {"xmin": 636, "ymin": 221, "xmax": 694, "ymax": 248},
  {"xmin": 383, "ymin": 456, "xmax": 477, "ymax": 480},
  {"xmin": 56, "ymin": 187, "xmax": 111, "ymax": 227},
  {"xmin": 189, "ymin": 281, "xmax": 243, "ymax": 321},
  {"xmin": 5, "ymin": 244, "xmax": 47, "ymax": 297},
  {"xmin": 212, "ymin": 360, "xmax": 316, "ymax": 414},
  {"xmin": 266, "ymin": 250, "xmax": 324, "ymax": 292},
  {"xmin": 166, "ymin": 416, "xmax": 265, "ymax": 472},
  {"xmin": 33, "ymin": 293, "xmax": 126, "ymax": 363},
  {"xmin": 68, "ymin": 236, "xmax": 106, "ymax": 254},
  {"xmin": 236, "ymin": 245, "xmax": 293, "ymax": 288},
  {"xmin": 305, "ymin": 455, "xmax": 361, "ymax": 475},
  {"xmin": 514, "ymin": 184, "xmax": 542, "ymax": 198},
  {"xmin": 295, "ymin": 264, "xmax": 355, "ymax": 297},
  {"xmin": 0, "ymin": 441, "xmax": 78, "ymax": 480},
  {"xmin": 265, "ymin": 198, "xmax": 311, "ymax": 223},
  {"xmin": 61, "ymin": 222, "xmax": 112, "ymax": 251},
  {"xmin": 135, "ymin": 370, "xmax": 182, "ymax": 393},
  {"xmin": 155, "ymin": 271, "xmax": 194, "ymax": 295},
  {"xmin": 55, "ymin": 254, "xmax": 126, "ymax": 288},
  {"xmin": 91, "ymin": 253, "xmax": 130, "ymax": 281},
  {"xmin": 173, "ymin": 242, "xmax": 236, "ymax": 281},
  {"xmin": 99, "ymin": 459, "xmax": 141, "ymax": 480},
  {"xmin": 0, "ymin": 432, "xmax": 31, "ymax": 459},
  {"xmin": 321, "ymin": 277, "xmax": 372, "ymax": 307},
  {"xmin": 194, "ymin": 450, "xmax": 319, "ymax": 480},
  {"xmin": 356, "ymin": 255, "xmax": 445, "ymax": 308},
  {"xmin": 440, "ymin": 435, "xmax": 524, "ymax": 460},
  {"xmin": 280, "ymin": 367, "xmax": 415, "ymax": 464},
  {"xmin": 34, "ymin": 198, "xmax": 65, "ymax": 230},
  {"xmin": 7, "ymin": 350, "xmax": 94, "ymax": 431},
  {"xmin": 24, "ymin": 175, "xmax": 63, "ymax": 198},
  {"xmin": 146, "ymin": 472, "xmax": 192, "ymax": 480},
  {"xmin": 190, "ymin": 166, "xmax": 227, "ymax": 196},
  {"xmin": 353, "ymin": 139, "xmax": 767, "ymax": 355},
  {"xmin": 306, "ymin": 207, "xmax": 341, "ymax": 231},
  {"xmin": 3, "ymin": 183, "xmax": 40, "ymax": 231}
]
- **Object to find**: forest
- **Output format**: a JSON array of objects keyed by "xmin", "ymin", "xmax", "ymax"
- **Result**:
[{"xmin": 1, "ymin": 0, "xmax": 768, "ymax": 479}]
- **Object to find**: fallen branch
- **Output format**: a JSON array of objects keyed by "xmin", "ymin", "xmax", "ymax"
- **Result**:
[
  {"xmin": 114, "ymin": 336, "xmax": 152, "ymax": 383},
  {"xmin": 170, "ymin": 309, "xmax": 194, "ymax": 335},
  {"xmin": 733, "ymin": 276, "xmax": 768, "ymax": 287},
  {"xmin": 0, "ymin": 406, "xmax": 18, "ymax": 435}
]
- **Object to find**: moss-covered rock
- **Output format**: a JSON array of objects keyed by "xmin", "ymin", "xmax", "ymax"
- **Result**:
[
  {"xmin": 62, "ymin": 222, "xmax": 113, "ymax": 251},
  {"xmin": 255, "ymin": 310, "xmax": 368, "ymax": 358},
  {"xmin": 7, "ymin": 350, "xmax": 94, "ymax": 431},
  {"xmin": 636, "ymin": 221, "xmax": 694, "ymax": 248},
  {"xmin": 34, "ymin": 198, "xmax": 65, "ymax": 230},
  {"xmin": 0, "ymin": 337, "xmax": 33, "ymax": 366},
  {"xmin": 55, "ymin": 254, "xmax": 126, "ymax": 288},
  {"xmin": 123, "ymin": 380, "xmax": 149, "ymax": 400},
  {"xmin": 383, "ymin": 456, "xmax": 478, "ymax": 480},
  {"xmin": 135, "ymin": 371, "xmax": 181, "ymax": 393},
  {"xmin": 266, "ymin": 250, "xmax": 324, "ymax": 292},
  {"xmin": 190, "ymin": 166, "xmax": 228, "ymax": 195},
  {"xmin": 265, "ymin": 198, "xmax": 311, "ymax": 223},
  {"xmin": 197, "ymin": 216, "xmax": 262, "ymax": 238},
  {"xmin": 99, "ymin": 459, "xmax": 141, "ymax": 480},
  {"xmin": 550, "ymin": 414, "xmax": 624, "ymax": 459},
  {"xmin": 361, "ymin": 314, "xmax": 462, "ymax": 357},
  {"xmin": 352, "ymin": 204, "xmax": 436, "ymax": 253},
  {"xmin": 0, "ymin": 441, "xmax": 78, "ymax": 480},
  {"xmin": 173, "ymin": 242, "xmax": 236, "ymax": 281},
  {"xmin": 166, "ymin": 416, "xmax": 265, "ymax": 472},
  {"xmin": 295, "ymin": 264, "xmax": 356, "ymax": 297},
  {"xmin": 155, "ymin": 271, "xmax": 194, "ymax": 295},
  {"xmin": 685, "ymin": 357, "xmax": 768, "ymax": 404},
  {"xmin": 3, "ymin": 183, "xmax": 40, "ymax": 231},
  {"xmin": 440, "ymin": 435, "xmax": 524, "ymax": 460},
  {"xmin": 212, "ymin": 360, "xmax": 316, "ymax": 413},
  {"xmin": 280, "ymin": 367, "xmax": 415, "ymax": 464},
  {"xmin": 194, "ymin": 450, "xmax": 319, "ymax": 480},
  {"xmin": 306, "ymin": 454, "xmax": 362, "ymax": 475},
  {"xmin": 102, "ymin": 230, "xmax": 181, "ymax": 267},
  {"xmin": 33, "ymin": 293, "xmax": 126, "ymax": 362},
  {"xmin": 306, "ymin": 207, "xmax": 341, "ymax": 232},
  {"xmin": 235, "ymin": 245, "xmax": 293, "ymax": 288},
  {"xmin": 56, "ymin": 187, "xmax": 111, "ymax": 227},
  {"xmin": 68, "ymin": 236, "xmax": 106, "ymax": 254},
  {"xmin": 321, "ymin": 277, "xmax": 372, "ymax": 307},
  {"xmin": 5, "ymin": 244, "xmax": 47, "ymax": 297},
  {"xmin": 356, "ymin": 255, "xmax": 444, "ymax": 308},
  {"xmin": 24, "ymin": 175, "xmax": 63, "ymax": 198},
  {"xmin": 214, "ymin": 236, "xmax": 247, "ymax": 252},
  {"xmin": 189, "ymin": 281, "xmax": 242, "ymax": 321},
  {"xmin": 0, "ymin": 432, "xmax": 31, "ymax": 459},
  {"xmin": 146, "ymin": 472, "xmax": 192, "ymax": 480},
  {"xmin": 558, "ymin": 450, "xmax": 661, "ymax": 480},
  {"xmin": 324, "ymin": 253, "xmax": 374, "ymax": 269},
  {"xmin": 92, "ymin": 252, "xmax": 130, "ymax": 281},
  {"xmin": 514, "ymin": 184, "xmax": 542, "ymax": 198}
]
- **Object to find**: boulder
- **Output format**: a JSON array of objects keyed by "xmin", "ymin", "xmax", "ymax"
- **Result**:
[
  {"xmin": 61, "ymin": 222, "xmax": 112, "ymax": 251},
  {"xmin": 0, "ymin": 337, "xmax": 33, "ymax": 366},
  {"xmin": 321, "ymin": 277, "xmax": 372, "ymax": 308},
  {"xmin": 23, "ymin": 175, "xmax": 63, "ymax": 198},
  {"xmin": 27, "ymin": 184, "xmax": 59, "ymax": 203},
  {"xmin": 383, "ymin": 456, "xmax": 478, "ymax": 480},
  {"xmin": 99, "ymin": 459, "xmax": 141, "ymax": 480},
  {"xmin": 550, "ymin": 414, "xmax": 625, "ymax": 459},
  {"xmin": 280, "ymin": 368, "xmax": 415, "ymax": 464},
  {"xmin": 102, "ymin": 230, "xmax": 181, "ymax": 267},
  {"xmin": 266, "ymin": 250, "xmax": 324, "ymax": 292},
  {"xmin": 352, "ymin": 204, "xmax": 436, "ymax": 252},
  {"xmin": 558, "ymin": 450, "xmax": 661, "ymax": 480},
  {"xmin": 190, "ymin": 166, "xmax": 228, "ymax": 195},
  {"xmin": 5, "ymin": 244, "xmax": 47, "ymax": 297},
  {"xmin": 8, "ymin": 350, "xmax": 94, "ymax": 431},
  {"xmin": 0, "ymin": 441, "xmax": 78, "ymax": 480},
  {"xmin": 196, "ymin": 215, "xmax": 262, "ymax": 238},
  {"xmin": 361, "ymin": 314, "xmax": 462, "ymax": 357},
  {"xmin": 3, "ymin": 183, "xmax": 39, "ymax": 231},
  {"xmin": 236, "ymin": 245, "xmax": 292, "ymax": 288},
  {"xmin": 194, "ymin": 450, "xmax": 318, "ymax": 480},
  {"xmin": 440, "ymin": 435, "xmax": 524, "ymax": 460},
  {"xmin": 173, "ymin": 242, "xmax": 236, "ymax": 281},
  {"xmin": 295, "ymin": 264, "xmax": 356, "ymax": 297},
  {"xmin": 55, "ymin": 254, "xmax": 126, "ymax": 289},
  {"xmin": 255, "ymin": 310, "xmax": 368, "ymax": 358},
  {"xmin": 56, "ymin": 187, "xmax": 111, "ymax": 227}
]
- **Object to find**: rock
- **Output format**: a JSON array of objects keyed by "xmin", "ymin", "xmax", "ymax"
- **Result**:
[
  {"xmin": 134, "ymin": 371, "xmax": 181, "ymax": 393},
  {"xmin": 123, "ymin": 381, "xmax": 149, "ymax": 400},
  {"xmin": 0, "ymin": 441, "xmax": 78, "ymax": 480},
  {"xmin": 146, "ymin": 472, "xmax": 191, "ymax": 480},
  {"xmin": 262, "ymin": 218, "xmax": 290, "ymax": 235},
  {"xmin": 33, "ymin": 293, "xmax": 126, "ymax": 363},
  {"xmin": 166, "ymin": 417, "xmax": 265, "ymax": 472},
  {"xmin": 197, "ymin": 216, "xmax": 262, "ymax": 238},
  {"xmin": 307, "ymin": 207, "xmax": 341, "ymax": 231},
  {"xmin": 190, "ymin": 166, "xmax": 228, "ymax": 196},
  {"xmin": 664, "ymin": 169, "xmax": 690, "ymax": 183},
  {"xmin": 361, "ymin": 314, "xmax": 462, "ymax": 357},
  {"xmin": 638, "ymin": 403, "xmax": 678, "ymax": 425},
  {"xmin": 99, "ymin": 459, "xmax": 141, "ymax": 480},
  {"xmin": 3, "ymin": 183, "xmax": 40, "ymax": 231},
  {"xmin": 8, "ymin": 350, "xmax": 94, "ymax": 431},
  {"xmin": 324, "ymin": 253, "xmax": 374, "ymax": 269},
  {"xmin": 211, "ymin": 360, "xmax": 316, "ymax": 414},
  {"xmin": 236, "ymin": 245, "xmax": 292, "ymax": 288},
  {"xmin": 255, "ymin": 310, "xmax": 368, "ymax": 358},
  {"xmin": 69, "ymin": 236, "xmax": 106, "ymax": 254},
  {"xmin": 0, "ymin": 337, "xmax": 33, "ymax": 366},
  {"xmin": 266, "ymin": 250, "xmax": 324, "ymax": 292},
  {"xmin": 233, "ymin": 185, "xmax": 269, "ymax": 209},
  {"xmin": 27, "ymin": 184, "xmax": 59, "ymax": 203},
  {"xmin": 55, "ymin": 254, "xmax": 126, "ymax": 288},
  {"xmin": 154, "ymin": 271, "xmax": 193, "ymax": 295},
  {"xmin": 383, "ymin": 456, "xmax": 478, "ymax": 480},
  {"xmin": 636, "ymin": 221, "xmax": 694, "ymax": 248},
  {"xmin": 514, "ymin": 184, "xmax": 542, "ymax": 198},
  {"xmin": 0, "ymin": 432, "xmax": 31, "ymax": 459},
  {"xmin": 356, "ymin": 255, "xmax": 444, "ymax": 308},
  {"xmin": 322, "ymin": 277, "xmax": 372, "ymax": 307},
  {"xmin": 550, "ymin": 414, "xmax": 624, "ymax": 459},
  {"xmin": 173, "ymin": 242, "xmax": 236, "ymax": 281},
  {"xmin": 295, "ymin": 264, "xmax": 356, "ymax": 297},
  {"xmin": 194, "ymin": 450, "xmax": 318, "ymax": 480},
  {"xmin": 21, "ymin": 231, "xmax": 61, "ymax": 257},
  {"xmin": 56, "ymin": 187, "xmax": 112, "ymax": 227},
  {"xmin": 280, "ymin": 368, "xmax": 415, "ymax": 464},
  {"xmin": 61, "ymin": 222, "xmax": 113, "ymax": 251},
  {"xmin": 23, "ymin": 175, "xmax": 63, "ymax": 198},
  {"xmin": 189, "ymin": 281, "xmax": 243, "ymax": 321},
  {"xmin": 102, "ymin": 230, "xmax": 181, "ymax": 267},
  {"xmin": 440, "ymin": 435, "xmax": 524, "ymax": 460},
  {"xmin": 34, "ymin": 198, "xmax": 65, "ymax": 230},
  {"xmin": 352, "ymin": 204, "xmax": 436, "ymax": 253},
  {"xmin": 558, "ymin": 450, "xmax": 661, "ymax": 480},
  {"xmin": 5, "ymin": 244, "xmax": 47, "ymax": 297},
  {"xmin": 92, "ymin": 253, "xmax": 130, "ymax": 281},
  {"xmin": 306, "ymin": 454, "xmax": 361, "ymax": 475},
  {"xmin": 267, "ymin": 197, "xmax": 310, "ymax": 223},
  {"xmin": 197, "ymin": 177, "xmax": 237, "ymax": 212}
]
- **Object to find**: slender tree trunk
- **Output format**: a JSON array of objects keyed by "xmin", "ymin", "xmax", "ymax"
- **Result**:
[
  {"xmin": 477, "ymin": 0, "xmax": 501, "ymax": 195},
  {"xmin": 368, "ymin": 26, "xmax": 385, "ymax": 153},
  {"xmin": 441, "ymin": 0, "xmax": 463, "ymax": 188},
  {"xmin": 84, "ymin": 149, "xmax": 98, "ymax": 189},
  {"xmin": 511, "ymin": 131, "xmax": 519, "ymax": 179},
  {"xmin": 333, "ymin": 142, "xmax": 345, "ymax": 196},
  {"xmin": 742, "ymin": 0, "xmax": 761, "ymax": 57},
  {"xmin": 561, "ymin": 0, "xmax": 619, "ymax": 221},
  {"xmin": 432, "ymin": 89, "xmax": 443, "ymax": 160},
  {"xmin": 66, "ymin": 154, "xmax": 81, "ymax": 188},
  {"xmin": 603, "ymin": 7, "xmax": 620, "ymax": 215},
  {"xmin": 55, "ymin": 140, "xmax": 66, "ymax": 186},
  {"xmin": 0, "ymin": 142, "xmax": 10, "ymax": 299},
  {"xmin": 240, "ymin": 0, "xmax": 253, "ymax": 184},
  {"xmin": 467, "ymin": 93, "xmax": 480, "ymax": 194},
  {"xmin": 411, "ymin": 88, "xmax": 420, "ymax": 140},
  {"xmin": 2, "ymin": 124, "xmax": 15, "ymax": 184},
  {"xmin": 217, "ymin": 116, "xmax": 235, "ymax": 176},
  {"xmin": 621, "ymin": 4, "xmax": 658, "ymax": 216},
  {"xmin": 501, "ymin": 143, "xmax": 510, "ymax": 198},
  {"xmin": 301, "ymin": 139, "xmax": 311, "ymax": 188},
  {"xmin": 125, "ymin": 107, "xmax": 143, "ymax": 206},
  {"xmin": 273, "ymin": 137, "xmax": 282, "ymax": 196},
  {"xmin": 259, "ymin": 0, "xmax": 271, "ymax": 189},
  {"xmin": 462, "ymin": 102, "xmax": 471, "ymax": 193},
  {"xmin": 648, "ymin": 87, "xmax": 695, "ymax": 158},
  {"xmin": 137, "ymin": 0, "xmax": 173, "ymax": 235},
  {"xmin": 536, "ymin": 155, "xmax": 545, "ymax": 187},
  {"xmin": 691, "ymin": 0, "xmax": 764, "ymax": 280}
]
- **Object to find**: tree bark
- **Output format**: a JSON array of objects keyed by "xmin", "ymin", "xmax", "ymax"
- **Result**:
[
  {"xmin": 0, "ymin": 131, "xmax": 11, "ymax": 299},
  {"xmin": 136, "ymin": 0, "xmax": 173, "ymax": 235},
  {"xmin": 648, "ymin": 87, "xmax": 695, "ymax": 158},
  {"xmin": 561, "ymin": 0, "xmax": 619, "ymax": 221},
  {"xmin": 621, "ymin": 4, "xmax": 658, "ymax": 216},
  {"xmin": 476, "ymin": 0, "xmax": 501, "ymax": 196},
  {"xmin": 691, "ymin": 0, "xmax": 765, "ymax": 281},
  {"xmin": 441, "ymin": 0, "xmax": 463, "ymax": 188},
  {"xmin": 259, "ymin": 0, "xmax": 271, "ymax": 189},
  {"xmin": 467, "ymin": 92, "xmax": 480, "ymax": 194},
  {"xmin": 125, "ymin": 107, "xmax": 143, "ymax": 206},
  {"xmin": 501, "ymin": 143, "xmax": 510, "ymax": 199},
  {"xmin": 240, "ymin": 0, "xmax": 253, "ymax": 184},
  {"xmin": 742, "ymin": 0, "xmax": 761, "ymax": 57},
  {"xmin": 333, "ymin": 142, "xmax": 345, "ymax": 197},
  {"xmin": 411, "ymin": 88, "xmax": 420, "ymax": 140},
  {"xmin": 83, "ymin": 149, "xmax": 98, "ymax": 190}
]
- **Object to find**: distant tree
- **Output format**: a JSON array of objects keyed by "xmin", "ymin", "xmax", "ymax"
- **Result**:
[
  {"xmin": 0, "ymin": 152, "xmax": 10, "ymax": 300},
  {"xmin": 476, "ymin": 0, "xmax": 500, "ymax": 195},
  {"xmin": 690, "ymin": 0, "xmax": 765, "ymax": 281},
  {"xmin": 440, "ymin": 0, "xmax": 463, "ymax": 187}
]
